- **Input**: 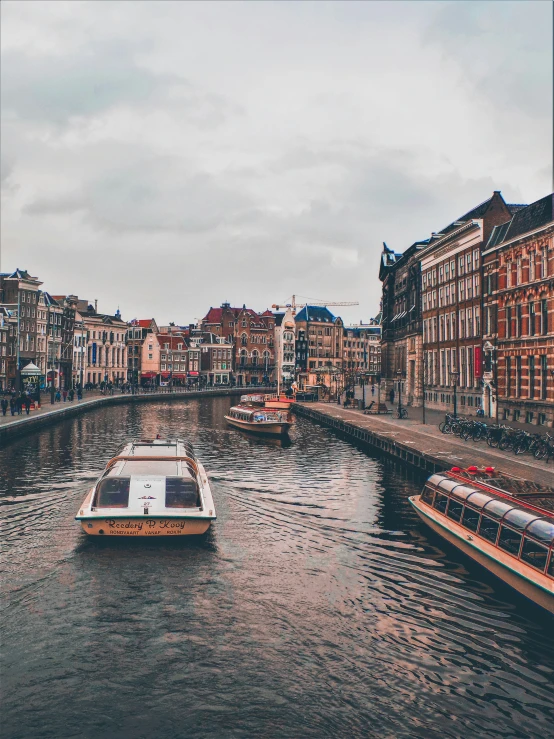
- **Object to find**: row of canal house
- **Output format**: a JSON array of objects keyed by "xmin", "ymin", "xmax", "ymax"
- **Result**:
[{"xmin": 379, "ymin": 191, "xmax": 554, "ymax": 427}]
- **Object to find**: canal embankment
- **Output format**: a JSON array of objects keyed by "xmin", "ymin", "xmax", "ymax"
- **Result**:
[
  {"xmin": 293, "ymin": 402, "xmax": 554, "ymax": 486},
  {"xmin": 0, "ymin": 388, "xmax": 266, "ymax": 444}
]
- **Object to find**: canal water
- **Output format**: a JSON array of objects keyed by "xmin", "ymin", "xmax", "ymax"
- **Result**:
[{"xmin": 2, "ymin": 397, "xmax": 553, "ymax": 739}]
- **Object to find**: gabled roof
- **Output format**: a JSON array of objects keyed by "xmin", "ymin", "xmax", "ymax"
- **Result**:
[
  {"xmin": 203, "ymin": 306, "xmax": 242, "ymax": 323},
  {"xmin": 156, "ymin": 334, "xmax": 189, "ymax": 349},
  {"xmin": 260, "ymin": 309, "xmax": 274, "ymax": 317},
  {"xmin": 295, "ymin": 306, "xmax": 336, "ymax": 323},
  {"xmin": 486, "ymin": 193, "xmax": 553, "ymax": 249}
]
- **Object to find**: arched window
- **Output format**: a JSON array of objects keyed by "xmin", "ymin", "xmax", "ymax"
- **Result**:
[
  {"xmin": 241, "ymin": 333, "xmax": 247, "ymax": 346},
  {"xmin": 240, "ymin": 349, "xmax": 247, "ymax": 366},
  {"xmin": 252, "ymin": 350, "xmax": 259, "ymax": 366}
]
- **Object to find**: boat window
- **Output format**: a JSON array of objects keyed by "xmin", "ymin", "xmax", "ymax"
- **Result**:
[
  {"xmin": 520, "ymin": 537, "xmax": 549, "ymax": 572},
  {"xmin": 446, "ymin": 499, "xmax": 464, "ymax": 523},
  {"xmin": 497, "ymin": 526, "xmax": 522, "ymax": 557},
  {"xmin": 548, "ymin": 554, "xmax": 554, "ymax": 579},
  {"xmin": 433, "ymin": 494, "xmax": 448, "ymax": 514},
  {"xmin": 438, "ymin": 479, "xmax": 463, "ymax": 494},
  {"xmin": 165, "ymin": 478, "xmax": 200, "ymax": 508},
  {"xmin": 525, "ymin": 520, "xmax": 554, "ymax": 546},
  {"xmin": 461, "ymin": 507, "xmax": 480, "ymax": 532},
  {"xmin": 482, "ymin": 499, "xmax": 515, "ymax": 520},
  {"xmin": 420, "ymin": 486, "xmax": 435, "ymax": 505},
  {"xmin": 502, "ymin": 509, "xmax": 540, "ymax": 532},
  {"xmin": 465, "ymin": 492, "xmax": 494, "ymax": 510},
  {"xmin": 94, "ymin": 477, "xmax": 130, "ymax": 508},
  {"xmin": 449, "ymin": 485, "xmax": 478, "ymax": 502},
  {"xmin": 478, "ymin": 516, "xmax": 499, "ymax": 544}
]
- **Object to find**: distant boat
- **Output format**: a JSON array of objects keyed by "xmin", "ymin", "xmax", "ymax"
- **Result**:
[
  {"xmin": 225, "ymin": 404, "xmax": 293, "ymax": 436},
  {"xmin": 76, "ymin": 438, "xmax": 216, "ymax": 537},
  {"xmin": 410, "ymin": 466, "xmax": 554, "ymax": 612}
]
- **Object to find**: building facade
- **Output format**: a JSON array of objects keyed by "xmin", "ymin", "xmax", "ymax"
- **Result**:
[
  {"xmin": 80, "ymin": 302, "xmax": 128, "ymax": 386},
  {"xmin": 273, "ymin": 308, "xmax": 296, "ymax": 387},
  {"xmin": 294, "ymin": 306, "xmax": 344, "ymax": 391},
  {"xmin": 234, "ymin": 308, "xmax": 275, "ymax": 386},
  {"xmin": 0, "ymin": 269, "xmax": 43, "ymax": 388},
  {"xmin": 343, "ymin": 319, "xmax": 382, "ymax": 380},
  {"xmin": 379, "ymin": 241, "xmax": 428, "ymax": 406},
  {"xmin": 127, "ymin": 318, "xmax": 159, "ymax": 385},
  {"xmin": 420, "ymin": 192, "xmax": 522, "ymax": 415},
  {"xmin": 483, "ymin": 193, "xmax": 554, "ymax": 426}
]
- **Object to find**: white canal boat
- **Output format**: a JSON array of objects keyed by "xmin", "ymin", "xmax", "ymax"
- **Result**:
[
  {"xmin": 225, "ymin": 404, "xmax": 293, "ymax": 436},
  {"xmin": 76, "ymin": 438, "xmax": 216, "ymax": 537}
]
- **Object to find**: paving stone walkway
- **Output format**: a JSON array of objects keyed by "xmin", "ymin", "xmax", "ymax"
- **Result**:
[{"xmin": 303, "ymin": 402, "xmax": 554, "ymax": 487}]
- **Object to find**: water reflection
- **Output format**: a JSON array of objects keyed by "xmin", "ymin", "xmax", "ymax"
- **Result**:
[{"xmin": 1, "ymin": 396, "xmax": 553, "ymax": 739}]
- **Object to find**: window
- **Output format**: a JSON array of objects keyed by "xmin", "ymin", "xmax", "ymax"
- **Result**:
[
  {"xmin": 541, "ymin": 355, "xmax": 548, "ymax": 401},
  {"xmin": 506, "ymin": 357, "xmax": 511, "ymax": 397},
  {"xmin": 165, "ymin": 478, "xmax": 199, "ymax": 508},
  {"xmin": 529, "ymin": 356, "xmax": 535, "ymax": 399},
  {"xmin": 529, "ymin": 253, "xmax": 535, "ymax": 282},
  {"xmin": 520, "ymin": 538, "xmax": 548, "ymax": 571},
  {"xmin": 541, "ymin": 299, "xmax": 548, "ymax": 335},
  {"xmin": 516, "ymin": 304, "xmax": 522, "ymax": 337},
  {"xmin": 516, "ymin": 257, "xmax": 522, "ymax": 285},
  {"xmin": 541, "ymin": 248, "xmax": 548, "ymax": 278},
  {"xmin": 446, "ymin": 499, "xmax": 463, "ymax": 522},
  {"xmin": 433, "ymin": 494, "xmax": 448, "ymax": 514},
  {"xmin": 498, "ymin": 527, "xmax": 522, "ymax": 556},
  {"xmin": 462, "ymin": 507, "xmax": 480, "ymax": 532},
  {"xmin": 94, "ymin": 477, "xmax": 130, "ymax": 508},
  {"xmin": 478, "ymin": 516, "xmax": 499, "ymax": 544},
  {"xmin": 506, "ymin": 306, "xmax": 511, "ymax": 338},
  {"xmin": 528, "ymin": 302, "xmax": 535, "ymax": 336}
]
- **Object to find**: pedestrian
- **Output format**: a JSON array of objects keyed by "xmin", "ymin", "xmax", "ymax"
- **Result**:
[
  {"xmin": 16, "ymin": 394, "xmax": 23, "ymax": 415},
  {"xmin": 62, "ymin": 389, "xmax": 68, "ymax": 402},
  {"xmin": 371, "ymin": 385, "xmax": 375, "ymax": 396},
  {"xmin": 1, "ymin": 398, "xmax": 8, "ymax": 416},
  {"xmin": 24, "ymin": 395, "xmax": 32, "ymax": 415},
  {"xmin": 77, "ymin": 388, "xmax": 82, "ymax": 401},
  {"xmin": 55, "ymin": 389, "xmax": 61, "ymax": 402},
  {"xmin": 389, "ymin": 388, "xmax": 395, "ymax": 405},
  {"xmin": 10, "ymin": 397, "xmax": 16, "ymax": 416},
  {"xmin": 68, "ymin": 388, "xmax": 74, "ymax": 402}
]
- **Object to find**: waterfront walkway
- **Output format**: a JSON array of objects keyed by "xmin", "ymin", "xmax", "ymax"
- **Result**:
[
  {"xmin": 0, "ymin": 387, "xmax": 259, "ymax": 441},
  {"xmin": 299, "ymin": 402, "xmax": 554, "ymax": 487}
]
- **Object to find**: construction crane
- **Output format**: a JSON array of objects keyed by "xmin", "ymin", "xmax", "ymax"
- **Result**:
[{"xmin": 271, "ymin": 294, "xmax": 359, "ymax": 314}]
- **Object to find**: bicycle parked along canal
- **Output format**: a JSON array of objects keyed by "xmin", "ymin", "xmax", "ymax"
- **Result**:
[{"xmin": 438, "ymin": 415, "xmax": 554, "ymax": 463}]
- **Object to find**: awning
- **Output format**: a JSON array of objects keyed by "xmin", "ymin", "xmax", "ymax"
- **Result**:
[
  {"xmin": 141, "ymin": 372, "xmax": 158, "ymax": 378},
  {"xmin": 172, "ymin": 373, "xmax": 187, "ymax": 378},
  {"xmin": 188, "ymin": 371, "xmax": 199, "ymax": 376}
]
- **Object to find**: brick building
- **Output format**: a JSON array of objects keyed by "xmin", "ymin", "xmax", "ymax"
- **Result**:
[
  {"xmin": 233, "ymin": 308, "xmax": 275, "ymax": 386},
  {"xmin": 0, "ymin": 268, "xmax": 43, "ymax": 389},
  {"xmin": 483, "ymin": 193, "xmax": 554, "ymax": 426},
  {"xmin": 379, "ymin": 241, "xmax": 428, "ymax": 406},
  {"xmin": 419, "ymin": 192, "xmax": 519, "ymax": 415},
  {"xmin": 294, "ymin": 306, "xmax": 344, "ymax": 389}
]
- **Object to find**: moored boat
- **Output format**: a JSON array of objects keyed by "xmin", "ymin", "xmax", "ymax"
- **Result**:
[
  {"xmin": 410, "ymin": 466, "xmax": 554, "ymax": 612},
  {"xmin": 225, "ymin": 404, "xmax": 293, "ymax": 436},
  {"xmin": 75, "ymin": 438, "xmax": 216, "ymax": 536}
]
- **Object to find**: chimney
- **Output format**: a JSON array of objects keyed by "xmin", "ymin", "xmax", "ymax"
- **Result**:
[{"xmin": 94, "ymin": 299, "xmax": 98, "ymax": 313}]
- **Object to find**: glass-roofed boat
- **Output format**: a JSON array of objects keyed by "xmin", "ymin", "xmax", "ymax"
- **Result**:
[
  {"xmin": 75, "ymin": 438, "xmax": 216, "ymax": 537},
  {"xmin": 409, "ymin": 466, "xmax": 554, "ymax": 612},
  {"xmin": 225, "ymin": 404, "xmax": 293, "ymax": 436}
]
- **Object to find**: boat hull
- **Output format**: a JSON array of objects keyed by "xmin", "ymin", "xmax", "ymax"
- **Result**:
[
  {"xmin": 409, "ymin": 496, "xmax": 553, "ymax": 613},
  {"xmin": 225, "ymin": 415, "xmax": 291, "ymax": 436},
  {"xmin": 79, "ymin": 516, "xmax": 212, "ymax": 537}
]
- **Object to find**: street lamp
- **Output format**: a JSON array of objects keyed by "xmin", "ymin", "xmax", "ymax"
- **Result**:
[
  {"xmin": 451, "ymin": 369, "xmax": 460, "ymax": 418},
  {"xmin": 396, "ymin": 369, "xmax": 403, "ymax": 418}
]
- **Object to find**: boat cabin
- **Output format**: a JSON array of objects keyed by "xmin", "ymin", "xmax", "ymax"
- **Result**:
[
  {"xmin": 91, "ymin": 439, "xmax": 203, "ymax": 514},
  {"xmin": 228, "ymin": 406, "xmax": 290, "ymax": 423},
  {"xmin": 420, "ymin": 470, "xmax": 554, "ymax": 579}
]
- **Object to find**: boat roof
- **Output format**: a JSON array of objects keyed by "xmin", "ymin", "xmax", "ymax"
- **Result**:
[
  {"xmin": 428, "ymin": 468, "xmax": 554, "ymax": 519},
  {"xmin": 117, "ymin": 438, "xmax": 196, "ymax": 459}
]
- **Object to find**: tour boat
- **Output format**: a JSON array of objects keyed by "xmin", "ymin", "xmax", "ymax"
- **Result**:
[
  {"xmin": 75, "ymin": 438, "xmax": 216, "ymax": 537},
  {"xmin": 240, "ymin": 392, "xmax": 295, "ymax": 410},
  {"xmin": 225, "ymin": 404, "xmax": 293, "ymax": 436},
  {"xmin": 409, "ymin": 466, "xmax": 554, "ymax": 612}
]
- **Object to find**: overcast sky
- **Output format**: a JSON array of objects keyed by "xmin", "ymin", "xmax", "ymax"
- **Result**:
[{"xmin": 1, "ymin": 1, "xmax": 552, "ymax": 324}]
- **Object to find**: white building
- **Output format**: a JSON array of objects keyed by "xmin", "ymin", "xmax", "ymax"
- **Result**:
[{"xmin": 274, "ymin": 308, "xmax": 296, "ymax": 386}]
